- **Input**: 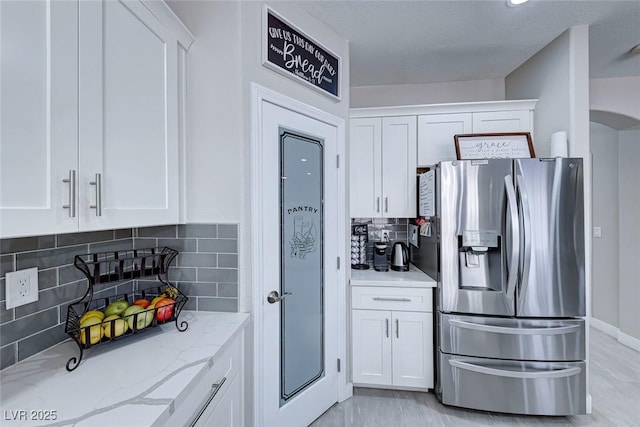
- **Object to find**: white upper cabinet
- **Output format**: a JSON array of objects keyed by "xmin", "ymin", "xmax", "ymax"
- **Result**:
[
  {"xmin": 381, "ymin": 117, "xmax": 417, "ymax": 218},
  {"xmin": 350, "ymin": 118, "xmax": 382, "ymax": 218},
  {"xmin": 416, "ymin": 101, "xmax": 536, "ymax": 166},
  {"xmin": 349, "ymin": 117, "xmax": 416, "ymax": 218},
  {"xmin": 417, "ymin": 113, "xmax": 472, "ymax": 167},
  {"xmin": 78, "ymin": 0, "xmax": 180, "ymax": 231},
  {"xmin": 472, "ymin": 109, "xmax": 531, "ymax": 133},
  {"xmin": 0, "ymin": 0, "xmax": 79, "ymax": 237},
  {"xmin": 0, "ymin": 0, "xmax": 193, "ymax": 238}
]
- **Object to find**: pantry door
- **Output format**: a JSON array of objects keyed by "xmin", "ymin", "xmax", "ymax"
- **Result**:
[{"xmin": 254, "ymin": 90, "xmax": 342, "ymax": 427}]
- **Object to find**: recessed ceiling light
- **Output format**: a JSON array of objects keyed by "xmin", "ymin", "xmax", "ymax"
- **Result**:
[
  {"xmin": 508, "ymin": 0, "xmax": 529, "ymax": 6},
  {"xmin": 301, "ymin": 158, "xmax": 307, "ymax": 162}
]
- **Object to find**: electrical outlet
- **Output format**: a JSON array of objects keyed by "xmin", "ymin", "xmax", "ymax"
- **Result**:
[
  {"xmin": 6, "ymin": 267, "xmax": 39, "ymax": 309},
  {"xmin": 380, "ymin": 230, "xmax": 390, "ymax": 242}
]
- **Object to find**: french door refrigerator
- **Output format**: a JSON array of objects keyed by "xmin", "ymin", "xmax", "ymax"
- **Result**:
[{"xmin": 435, "ymin": 158, "xmax": 586, "ymax": 415}]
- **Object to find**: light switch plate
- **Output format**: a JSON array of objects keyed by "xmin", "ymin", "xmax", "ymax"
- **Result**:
[
  {"xmin": 593, "ymin": 227, "xmax": 602, "ymax": 238},
  {"xmin": 6, "ymin": 267, "xmax": 39, "ymax": 309}
]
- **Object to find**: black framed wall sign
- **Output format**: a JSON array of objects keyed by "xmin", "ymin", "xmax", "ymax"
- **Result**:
[{"xmin": 263, "ymin": 7, "xmax": 341, "ymax": 100}]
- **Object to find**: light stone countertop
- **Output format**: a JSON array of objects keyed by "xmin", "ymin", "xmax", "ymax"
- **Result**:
[
  {"xmin": 0, "ymin": 311, "xmax": 250, "ymax": 427},
  {"xmin": 350, "ymin": 263, "xmax": 436, "ymax": 288}
]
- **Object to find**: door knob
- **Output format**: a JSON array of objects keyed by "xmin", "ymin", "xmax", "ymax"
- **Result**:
[{"xmin": 267, "ymin": 290, "xmax": 292, "ymax": 304}]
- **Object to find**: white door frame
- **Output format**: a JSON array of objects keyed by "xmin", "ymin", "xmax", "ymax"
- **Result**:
[{"xmin": 251, "ymin": 83, "xmax": 350, "ymax": 426}]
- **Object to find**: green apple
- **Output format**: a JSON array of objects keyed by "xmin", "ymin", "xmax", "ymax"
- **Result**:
[
  {"xmin": 104, "ymin": 300, "xmax": 129, "ymax": 317},
  {"xmin": 123, "ymin": 305, "xmax": 147, "ymax": 331},
  {"xmin": 102, "ymin": 314, "xmax": 129, "ymax": 338}
]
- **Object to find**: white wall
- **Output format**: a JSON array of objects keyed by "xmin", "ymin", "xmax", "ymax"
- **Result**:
[
  {"xmin": 618, "ymin": 129, "xmax": 640, "ymax": 341},
  {"xmin": 591, "ymin": 77, "xmax": 640, "ymax": 122},
  {"xmin": 168, "ymin": 1, "xmax": 244, "ymax": 223},
  {"xmin": 505, "ymin": 31, "xmax": 573, "ymax": 157},
  {"xmin": 350, "ymin": 78, "xmax": 505, "ymax": 108},
  {"xmin": 590, "ymin": 122, "xmax": 619, "ymax": 327}
]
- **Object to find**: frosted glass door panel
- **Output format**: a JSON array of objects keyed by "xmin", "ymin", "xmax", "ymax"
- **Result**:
[{"xmin": 280, "ymin": 130, "xmax": 324, "ymax": 405}]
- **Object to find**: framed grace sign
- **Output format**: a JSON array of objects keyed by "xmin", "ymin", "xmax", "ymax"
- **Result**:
[{"xmin": 454, "ymin": 132, "xmax": 536, "ymax": 160}]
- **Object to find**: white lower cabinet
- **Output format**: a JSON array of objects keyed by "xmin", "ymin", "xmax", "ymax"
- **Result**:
[
  {"xmin": 167, "ymin": 331, "xmax": 244, "ymax": 427},
  {"xmin": 351, "ymin": 286, "xmax": 433, "ymax": 390}
]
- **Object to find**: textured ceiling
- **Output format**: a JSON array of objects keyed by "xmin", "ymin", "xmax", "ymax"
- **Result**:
[{"xmin": 298, "ymin": 0, "xmax": 640, "ymax": 87}]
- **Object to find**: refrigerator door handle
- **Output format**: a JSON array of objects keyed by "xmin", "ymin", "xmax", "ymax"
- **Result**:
[
  {"xmin": 504, "ymin": 175, "xmax": 520, "ymax": 301},
  {"xmin": 449, "ymin": 360, "xmax": 582, "ymax": 379},
  {"xmin": 516, "ymin": 171, "xmax": 533, "ymax": 308},
  {"xmin": 449, "ymin": 319, "xmax": 581, "ymax": 335}
]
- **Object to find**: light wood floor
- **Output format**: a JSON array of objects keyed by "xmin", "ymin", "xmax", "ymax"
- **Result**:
[{"xmin": 311, "ymin": 327, "xmax": 640, "ymax": 426}]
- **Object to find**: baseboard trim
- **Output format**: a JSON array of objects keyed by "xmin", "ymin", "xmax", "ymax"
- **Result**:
[
  {"xmin": 618, "ymin": 331, "xmax": 640, "ymax": 352},
  {"xmin": 590, "ymin": 317, "xmax": 640, "ymax": 352},
  {"xmin": 589, "ymin": 317, "xmax": 618, "ymax": 337}
]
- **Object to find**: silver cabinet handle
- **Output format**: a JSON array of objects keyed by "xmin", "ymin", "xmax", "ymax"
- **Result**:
[
  {"xmin": 89, "ymin": 173, "xmax": 102, "ymax": 216},
  {"xmin": 189, "ymin": 377, "xmax": 227, "ymax": 427},
  {"xmin": 449, "ymin": 360, "xmax": 581, "ymax": 379},
  {"xmin": 267, "ymin": 290, "xmax": 292, "ymax": 304},
  {"xmin": 384, "ymin": 197, "xmax": 389, "ymax": 213},
  {"xmin": 385, "ymin": 318, "xmax": 389, "ymax": 338},
  {"xmin": 372, "ymin": 297, "xmax": 411, "ymax": 302},
  {"xmin": 396, "ymin": 318, "xmax": 399, "ymax": 338},
  {"xmin": 62, "ymin": 169, "xmax": 76, "ymax": 217},
  {"xmin": 376, "ymin": 197, "xmax": 381, "ymax": 213},
  {"xmin": 449, "ymin": 319, "xmax": 581, "ymax": 335}
]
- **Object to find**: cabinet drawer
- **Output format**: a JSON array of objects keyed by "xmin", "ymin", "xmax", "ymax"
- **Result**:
[
  {"xmin": 352, "ymin": 286, "xmax": 432, "ymax": 312},
  {"xmin": 167, "ymin": 332, "xmax": 242, "ymax": 427}
]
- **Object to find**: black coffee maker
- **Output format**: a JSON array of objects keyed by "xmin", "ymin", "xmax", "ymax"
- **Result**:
[{"xmin": 373, "ymin": 242, "xmax": 388, "ymax": 271}]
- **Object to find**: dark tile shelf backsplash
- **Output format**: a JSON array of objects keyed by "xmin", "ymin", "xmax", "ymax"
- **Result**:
[
  {"xmin": 351, "ymin": 218, "xmax": 410, "ymax": 264},
  {"xmin": 0, "ymin": 223, "xmax": 238, "ymax": 371}
]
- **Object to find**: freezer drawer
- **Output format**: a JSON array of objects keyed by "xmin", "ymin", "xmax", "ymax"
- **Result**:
[
  {"xmin": 439, "ymin": 313, "xmax": 585, "ymax": 361},
  {"xmin": 438, "ymin": 352, "xmax": 586, "ymax": 415}
]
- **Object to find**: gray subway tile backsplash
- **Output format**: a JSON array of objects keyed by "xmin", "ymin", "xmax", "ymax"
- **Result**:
[
  {"xmin": 198, "ymin": 297, "xmax": 238, "ymax": 312},
  {"xmin": 137, "ymin": 225, "xmax": 178, "ymax": 238},
  {"xmin": 178, "ymin": 224, "xmax": 217, "ymax": 238},
  {"xmin": 198, "ymin": 238, "xmax": 237, "ymax": 253},
  {"xmin": 0, "ymin": 307, "xmax": 58, "ymax": 347},
  {"xmin": 217, "ymin": 224, "xmax": 238, "ymax": 238},
  {"xmin": 0, "ymin": 223, "xmax": 238, "ymax": 370},
  {"xmin": 16, "ymin": 245, "xmax": 89, "ymax": 271},
  {"xmin": 1, "ymin": 344, "xmax": 16, "ymax": 370},
  {"xmin": 178, "ymin": 253, "xmax": 217, "ymax": 268},
  {"xmin": 157, "ymin": 238, "xmax": 197, "ymax": 253},
  {"xmin": 17, "ymin": 324, "xmax": 67, "ymax": 362},
  {"xmin": 198, "ymin": 268, "xmax": 237, "ymax": 283},
  {"xmin": 57, "ymin": 230, "xmax": 115, "ymax": 247},
  {"xmin": 0, "ymin": 254, "xmax": 14, "ymax": 277},
  {"xmin": 218, "ymin": 254, "xmax": 238, "ymax": 268},
  {"xmin": 178, "ymin": 282, "xmax": 218, "ymax": 297},
  {"xmin": 0, "ymin": 235, "xmax": 56, "ymax": 255}
]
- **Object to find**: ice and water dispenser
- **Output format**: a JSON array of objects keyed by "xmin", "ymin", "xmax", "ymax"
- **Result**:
[{"xmin": 458, "ymin": 230, "xmax": 503, "ymax": 291}]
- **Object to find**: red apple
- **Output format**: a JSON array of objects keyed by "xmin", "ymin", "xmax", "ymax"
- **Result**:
[
  {"xmin": 132, "ymin": 299, "xmax": 150, "ymax": 309},
  {"xmin": 155, "ymin": 298, "xmax": 175, "ymax": 322}
]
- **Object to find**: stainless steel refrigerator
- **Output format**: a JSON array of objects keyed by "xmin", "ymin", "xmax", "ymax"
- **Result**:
[{"xmin": 435, "ymin": 158, "xmax": 586, "ymax": 415}]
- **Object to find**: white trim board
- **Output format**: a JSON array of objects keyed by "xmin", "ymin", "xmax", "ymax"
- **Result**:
[
  {"xmin": 350, "ymin": 99, "xmax": 538, "ymax": 118},
  {"xmin": 590, "ymin": 317, "xmax": 640, "ymax": 352}
]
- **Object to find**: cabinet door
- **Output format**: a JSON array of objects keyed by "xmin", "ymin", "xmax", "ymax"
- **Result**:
[
  {"xmin": 350, "ymin": 118, "xmax": 382, "ymax": 218},
  {"xmin": 381, "ymin": 116, "xmax": 416, "ymax": 218},
  {"xmin": 196, "ymin": 373, "xmax": 243, "ymax": 427},
  {"xmin": 352, "ymin": 309, "xmax": 392, "ymax": 386},
  {"xmin": 78, "ymin": 0, "xmax": 179, "ymax": 230},
  {"xmin": 417, "ymin": 113, "xmax": 471, "ymax": 166},
  {"xmin": 472, "ymin": 110, "xmax": 531, "ymax": 133},
  {"xmin": 0, "ymin": 0, "xmax": 78, "ymax": 238},
  {"xmin": 392, "ymin": 311, "xmax": 433, "ymax": 389}
]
